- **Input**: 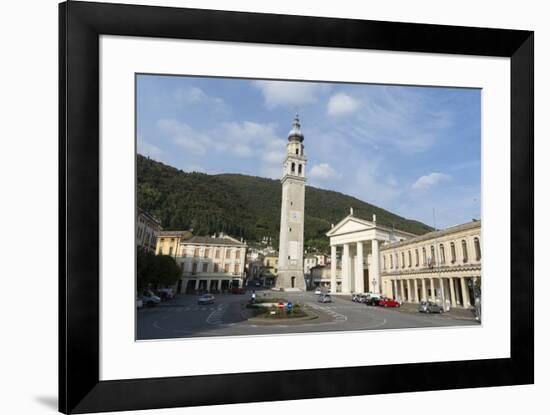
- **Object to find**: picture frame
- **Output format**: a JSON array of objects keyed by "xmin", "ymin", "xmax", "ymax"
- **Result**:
[{"xmin": 59, "ymin": 1, "xmax": 534, "ymax": 413}]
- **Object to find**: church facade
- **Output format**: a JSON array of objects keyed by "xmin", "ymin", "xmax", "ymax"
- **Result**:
[{"xmin": 275, "ymin": 114, "xmax": 307, "ymax": 291}]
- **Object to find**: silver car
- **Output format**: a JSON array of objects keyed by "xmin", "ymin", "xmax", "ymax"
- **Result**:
[
  {"xmin": 198, "ymin": 293, "xmax": 215, "ymax": 305},
  {"xmin": 318, "ymin": 294, "xmax": 332, "ymax": 303},
  {"xmin": 418, "ymin": 301, "xmax": 444, "ymax": 313}
]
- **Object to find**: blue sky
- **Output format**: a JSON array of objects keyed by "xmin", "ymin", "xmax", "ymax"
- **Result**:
[{"xmin": 137, "ymin": 75, "xmax": 481, "ymax": 229}]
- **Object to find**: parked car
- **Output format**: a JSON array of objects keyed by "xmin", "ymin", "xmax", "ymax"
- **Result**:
[
  {"xmin": 318, "ymin": 294, "xmax": 332, "ymax": 303},
  {"xmin": 365, "ymin": 296, "xmax": 381, "ymax": 306},
  {"xmin": 156, "ymin": 288, "xmax": 174, "ymax": 301},
  {"xmin": 231, "ymin": 287, "xmax": 246, "ymax": 294},
  {"xmin": 351, "ymin": 293, "xmax": 362, "ymax": 302},
  {"xmin": 314, "ymin": 288, "xmax": 322, "ymax": 295},
  {"xmin": 198, "ymin": 293, "xmax": 215, "ymax": 305},
  {"xmin": 418, "ymin": 301, "xmax": 444, "ymax": 313},
  {"xmin": 142, "ymin": 290, "xmax": 161, "ymax": 306},
  {"xmin": 378, "ymin": 297, "xmax": 401, "ymax": 308}
]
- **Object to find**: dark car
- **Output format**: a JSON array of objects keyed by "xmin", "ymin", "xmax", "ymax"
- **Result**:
[
  {"xmin": 365, "ymin": 296, "xmax": 381, "ymax": 306},
  {"xmin": 418, "ymin": 301, "xmax": 444, "ymax": 313}
]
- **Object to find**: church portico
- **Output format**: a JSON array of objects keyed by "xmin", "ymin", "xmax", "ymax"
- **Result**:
[{"xmin": 326, "ymin": 210, "xmax": 415, "ymax": 294}]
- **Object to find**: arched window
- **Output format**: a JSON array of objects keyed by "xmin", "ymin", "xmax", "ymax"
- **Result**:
[
  {"xmin": 295, "ymin": 148, "xmax": 299, "ymax": 155},
  {"xmin": 390, "ymin": 254, "xmax": 393, "ymax": 269},
  {"xmin": 474, "ymin": 237, "xmax": 481, "ymax": 260},
  {"xmin": 439, "ymin": 244, "xmax": 446, "ymax": 264},
  {"xmin": 291, "ymin": 162, "xmax": 295, "ymax": 173},
  {"xmin": 450, "ymin": 242, "xmax": 456, "ymax": 263},
  {"xmin": 415, "ymin": 249, "xmax": 419, "ymax": 266},
  {"xmin": 298, "ymin": 164, "xmax": 302, "ymax": 175},
  {"xmin": 383, "ymin": 255, "xmax": 387, "ymax": 270},
  {"xmin": 462, "ymin": 240, "xmax": 468, "ymax": 262},
  {"xmin": 395, "ymin": 253, "xmax": 399, "ymax": 268},
  {"xmin": 401, "ymin": 252, "xmax": 405, "ymax": 268},
  {"xmin": 192, "ymin": 263, "xmax": 198, "ymax": 275},
  {"xmin": 430, "ymin": 246, "xmax": 435, "ymax": 266},
  {"xmin": 408, "ymin": 251, "xmax": 412, "ymax": 267},
  {"xmin": 422, "ymin": 247, "xmax": 427, "ymax": 266}
]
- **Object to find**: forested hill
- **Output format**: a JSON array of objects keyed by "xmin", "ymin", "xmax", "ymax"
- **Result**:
[{"xmin": 137, "ymin": 154, "xmax": 432, "ymax": 252}]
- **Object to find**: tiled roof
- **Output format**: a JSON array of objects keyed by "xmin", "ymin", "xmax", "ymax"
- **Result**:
[
  {"xmin": 158, "ymin": 230, "xmax": 193, "ymax": 239},
  {"xmin": 380, "ymin": 220, "xmax": 481, "ymax": 250},
  {"xmin": 182, "ymin": 235, "xmax": 247, "ymax": 246}
]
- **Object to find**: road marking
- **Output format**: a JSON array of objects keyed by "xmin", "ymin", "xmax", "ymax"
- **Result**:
[{"xmin": 206, "ymin": 303, "xmax": 227, "ymax": 325}]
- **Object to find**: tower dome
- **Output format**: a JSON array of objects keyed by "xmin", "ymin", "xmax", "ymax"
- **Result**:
[{"xmin": 287, "ymin": 113, "xmax": 304, "ymax": 142}]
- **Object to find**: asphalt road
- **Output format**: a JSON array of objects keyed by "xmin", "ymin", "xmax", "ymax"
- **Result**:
[{"xmin": 136, "ymin": 289, "xmax": 478, "ymax": 340}]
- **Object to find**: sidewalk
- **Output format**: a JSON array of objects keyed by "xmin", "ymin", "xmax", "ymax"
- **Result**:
[{"xmin": 397, "ymin": 302, "xmax": 479, "ymax": 321}]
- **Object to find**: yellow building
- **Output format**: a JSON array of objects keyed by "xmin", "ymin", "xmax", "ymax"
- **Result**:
[
  {"xmin": 263, "ymin": 254, "xmax": 279, "ymax": 276},
  {"xmin": 380, "ymin": 220, "xmax": 481, "ymax": 309},
  {"xmin": 155, "ymin": 230, "xmax": 193, "ymax": 257}
]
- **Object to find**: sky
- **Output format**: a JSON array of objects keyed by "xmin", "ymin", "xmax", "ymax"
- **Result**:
[{"xmin": 137, "ymin": 75, "xmax": 481, "ymax": 229}]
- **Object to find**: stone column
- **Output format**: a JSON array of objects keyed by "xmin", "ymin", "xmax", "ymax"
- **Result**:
[
  {"xmin": 399, "ymin": 279, "xmax": 405, "ymax": 301},
  {"xmin": 194, "ymin": 279, "xmax": 200, "ymax": 291},
  {"xmin": 449, "ymin": 277, "xmax": 457, "ymax": 308},
  {"xmin": 392, "ymin": 280, "xmax": 397, "ymax": 299},
  {"xmin": 330, "ymin": 245, "xmax": 337, "ymax": 293},
  {"xmin": 430, "ymin": 278, "xmax": 435, "ymax": 301},
  {"xmin": 460, "ymin": 277, "xmax": 471, "ymax": 308},
  {"xmin": 405, "ymin": 280, "xmax": 411, "ymax": 302},
  {"xmin": 421, "ymin": 278, "xmax": 427, "ymax": 302},
  {"xmin": 371, "ymin": 239, "xmax": 380, "ymax": 294},
  {"xmin": 355, "ymin": 242, "xmax": 364, "ymax": 293},
  {"xmin": 207, "ymin": 279, "xmax": 212, "ymax": 292},
  {"xmin": 413, "ymin": 279, "xmax": 419, "ymax": 303},
  {"xmin": 342, "ymin": 243, "xmax": 351, "ymax": 294}
]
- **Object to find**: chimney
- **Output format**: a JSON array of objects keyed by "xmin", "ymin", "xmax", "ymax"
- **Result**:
[
  {"xmin": 350, "ymin": 207, "xmax": 354, "ymax": 215},
  {"xmin": 373, "ymin": 214, "xmax": 377, "ymax": 222}
]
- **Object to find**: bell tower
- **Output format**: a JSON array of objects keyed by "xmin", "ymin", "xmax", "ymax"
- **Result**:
[{"xmin": 276, "ymin": 114, "xmax": 307, "ymax": 291}]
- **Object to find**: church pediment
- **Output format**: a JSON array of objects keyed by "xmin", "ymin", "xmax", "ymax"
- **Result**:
[{"xmin": 326, "ymin": 216, "xmax": 374, "ymax": 236}]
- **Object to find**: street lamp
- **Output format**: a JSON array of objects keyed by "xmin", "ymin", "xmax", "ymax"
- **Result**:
[{"xmin": 371, "ymin": 279, "xmax": 378, "ymax": 294}]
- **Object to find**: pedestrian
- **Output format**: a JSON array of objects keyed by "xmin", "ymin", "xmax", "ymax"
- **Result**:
[{"xmin": 251, "ymin": 290, "xmax": 256, "ymax": 303}]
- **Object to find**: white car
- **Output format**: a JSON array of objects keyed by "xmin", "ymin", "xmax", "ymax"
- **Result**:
[
  {"xmin": 142, "ymin": 290, "xmax": 161, "ymax": 306},
  {"xmin": 314, "ymin": 288, "xmax": 322, "ymax": 295}
]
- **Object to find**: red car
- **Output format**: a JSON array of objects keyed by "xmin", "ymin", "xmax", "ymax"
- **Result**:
[{"xmin": 378, "ymin": 297, "xmax": 401, "ymax": 308}]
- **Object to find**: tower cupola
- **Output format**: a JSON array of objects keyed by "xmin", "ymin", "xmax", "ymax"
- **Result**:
[{"xmin": 287, "ymin": 113, "xmax": 304, "ymax": 142}]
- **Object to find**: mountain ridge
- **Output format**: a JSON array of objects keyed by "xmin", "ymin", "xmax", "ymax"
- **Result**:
[{"xmin": 137, "ymin": 154, "xmax": 433, "ymax": 252}]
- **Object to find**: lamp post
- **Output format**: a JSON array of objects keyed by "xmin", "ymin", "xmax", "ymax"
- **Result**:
[{"xmin": 371, "ymin": 279, "xmax": 378, "ymax": 295}]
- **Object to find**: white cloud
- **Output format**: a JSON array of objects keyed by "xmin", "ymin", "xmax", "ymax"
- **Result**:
[
  {"xmin": 412, "ymin": 172, "xmax": 451, "ymax": 190},
  {"xmin": 309, "ymin": 163, "xmax": 341, "ymax": 181},
  {"xmin": 252, "ymin": 80, "xmax": 327, "ymax": 109},
  {"xmin": 137, "ymin": 135, "xmax": 163, "ymax": 158},
  {"xmin": 157, "ymin": 119, "xmax": 212, "ymax": 155},
  {"xmin": 173, "ymin": 86, "xmax": 228, "ymax": 113},
  {"xmin": 339, "ymin": 86, "xmax": 454, "ymax": 154},
  {"xmin": 327, "ymin": 93, "xmax": 360, "ymax": 117}
]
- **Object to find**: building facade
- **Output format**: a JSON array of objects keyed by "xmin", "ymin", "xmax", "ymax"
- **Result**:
[
  {"xmin": 136, "ymin": 207, "xmax": 162, "ymax": 252},
  {"xmin": 173, "ymin": 234, "xmax": 247, "ymax": 294},
  {"xmin": 276, "ymin": 114, "xmax": 307, "ymax": 290},
  {"xmin": 380, "ymin": 220, "xmax": 481, "ymax": 309},
  {"xmin": 326, "ymin": 210, "xmax": 416, "ymax": 294},
  {"xmin": 155, "ymin": 230, "xmax": 193, "ymax": 257}
]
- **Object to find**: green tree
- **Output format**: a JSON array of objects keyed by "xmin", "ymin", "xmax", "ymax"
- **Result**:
[{"xmin": 137, "ymin": 248, "xmax": 181, "ymax": 291}]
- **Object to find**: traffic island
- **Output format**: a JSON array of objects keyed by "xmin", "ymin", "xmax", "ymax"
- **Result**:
[{"xmin": 242, "ymin": 299, "xmax": 319, "ymax": 324}]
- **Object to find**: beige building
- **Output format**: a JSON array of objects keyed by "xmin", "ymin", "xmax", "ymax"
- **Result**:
[
  {"xmin": 136, "ymin": 207, "xmax": 162, "ymax": 252},
  {"xmin": 173, "ymin": 234, "xmax": 248, "ymax": 294},
  {"xmin": 380, "ymin": 220, "xmax": 481, "ymax": 309},
  {"xmin": 155, "ymin": 230, "xmax": 193, "ymax": 257},
  {"xmin": 311, "ymin": 264, "xmax": 342, "ymax": 289}
]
